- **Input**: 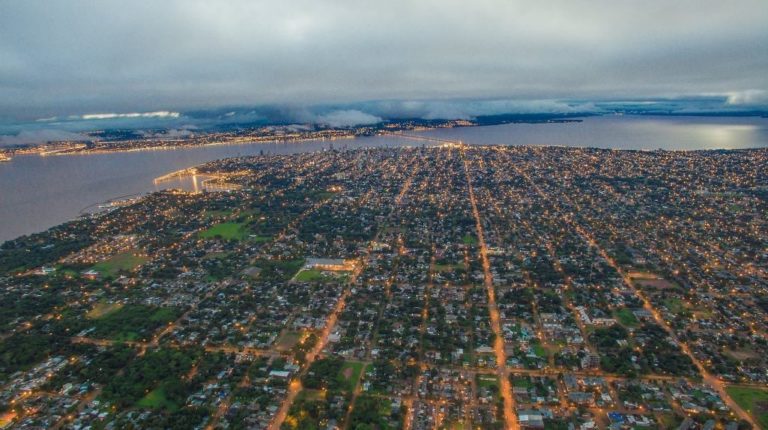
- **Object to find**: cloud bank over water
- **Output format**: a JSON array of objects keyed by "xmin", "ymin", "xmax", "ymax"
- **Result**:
[
  {"xmin": 0, "ymin": 0, "xmax": 766, "ymax": 120},
  {"xmin": 79, "ymin": 111, "xmax": 180, "ymax": 120},
  {"xmin": 0, "ymin": 129, "xmax": 89, "ymax": 146}
]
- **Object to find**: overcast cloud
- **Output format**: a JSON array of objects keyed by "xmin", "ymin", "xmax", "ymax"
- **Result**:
[{"xmin": 0, "ymin": 0, "xmax": 766, "ymax": 120}]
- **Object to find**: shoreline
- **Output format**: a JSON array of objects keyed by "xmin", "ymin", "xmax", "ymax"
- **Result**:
[{"xmin": 37, "ymin": 134, "xmax": 358, "ymax": 157}]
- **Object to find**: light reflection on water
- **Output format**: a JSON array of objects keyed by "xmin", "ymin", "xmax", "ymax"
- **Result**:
[
  {"xmin": 414, "ymin": 115, "xmax": 768, "ymax": 150},
  {"xmin": 0, "ymin": 115, "xmax": 766, "ymax": 243}
]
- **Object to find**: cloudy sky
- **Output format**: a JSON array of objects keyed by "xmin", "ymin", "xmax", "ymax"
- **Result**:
[{"xmin": 1, "ymin": 0, "xmax": 767, "ymax": 121}]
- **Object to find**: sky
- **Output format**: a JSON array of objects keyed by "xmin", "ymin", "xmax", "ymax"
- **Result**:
[{"xmin": 0, "ymin": 0, "xmax": 767, "ymax": 130}]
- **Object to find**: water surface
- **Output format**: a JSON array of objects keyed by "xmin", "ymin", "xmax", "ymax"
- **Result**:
[{"xmin": 1, "ymin": 115, "xmax": 766, "ymax": 243}]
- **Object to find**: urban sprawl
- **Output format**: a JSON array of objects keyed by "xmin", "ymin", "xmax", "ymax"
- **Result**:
[{"xmin": 0, "ymin": 144, "xmax": 766, "ymax": 430}]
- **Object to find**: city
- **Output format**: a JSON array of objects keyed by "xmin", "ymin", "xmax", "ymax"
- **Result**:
[{"xmin": 0, "ymin": 145, "xmax": 765, "ymax": 429}]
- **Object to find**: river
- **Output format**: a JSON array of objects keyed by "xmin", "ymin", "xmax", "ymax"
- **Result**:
[{"xmin": 1, "ymin": 115, "xmax": 766, "ymax": 243}]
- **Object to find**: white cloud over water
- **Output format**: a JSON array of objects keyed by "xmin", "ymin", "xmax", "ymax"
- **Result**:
[
  {"xmin": 725, "ymin": 90, "xmax": 768, "ymax": 106},
  {"xmin": 79, "ymin": 111, "xmax": 181, "ymax": 120}
]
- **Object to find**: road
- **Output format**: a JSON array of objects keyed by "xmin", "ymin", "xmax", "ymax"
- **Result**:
[
  {"xmin": 270, "ymin": 158, "xmax": 423, "ymax": 429},
  {"xmin": 462, "ymin": 147, "xmax": 519, "ymax": 429},
  {"xmin": 502, "ymin": 149, "xmax": 758, "ymax": 428}
]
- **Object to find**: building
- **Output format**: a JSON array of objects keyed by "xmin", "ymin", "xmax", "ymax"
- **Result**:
[
  {"xmin": 518, "ymin": 409, "xmax": 545, "ymax": 429},
  {"xmin": 82, "ymin": 269, "xmax": 100, "ymax": 280},
  {"xmin": 568, "ymin": 392, "xmax": 595, "ymax": 406},
  {"xmin": 304, "ymin": 258, "xmax": 356, "ymax": 272},
  {"xmin": 581, "ymin": 353, "xmax": 601, "ymax": 370}
]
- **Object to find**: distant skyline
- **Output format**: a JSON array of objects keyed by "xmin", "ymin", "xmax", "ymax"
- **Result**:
[{"xmin": 1, "ymin": 1, "xmax": 767, "ymax": 124}]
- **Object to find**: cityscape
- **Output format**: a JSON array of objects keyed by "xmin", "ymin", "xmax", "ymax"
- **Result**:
[
  {"xmin": 1, "ymin": 1, "xmax": 767, "ymax": 429},
  {"xmin": 0, "ymin": 144, "xmax": 765, "ymax": 429}
]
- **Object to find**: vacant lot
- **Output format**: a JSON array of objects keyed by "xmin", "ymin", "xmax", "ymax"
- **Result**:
[
  {"xmin": 294, "ymin": 269, "xmax": 328, "ymax": 282},
  {"xmin": 337, "ymin": 361, "xmax": 366, "ymax": 392},
  {"xmin": 199, "ymin": 222, "xmax": 249, "ymax": 241},
  {"xmin": 615, "ymin": 308, "xmax": 639, "ymax": 327},
  {"xmin": 90, "ymin": 304, "xmax": 180, "ymax": 342},
  {"xmin": 294, "ymin": 268, "xmax": 349, "ymax": 283},
  {"xmin": 91, "ymin": 251, "xmax": 147, "ymax": 277},
  {"xmin": 726, "ymin": 386, "xmax": 768, "ymax": 429},
  {"xmin": 137, "ymin": 387, "xmax": 178, "ymax": 411},
  {"xmin": 86, "ymin": 302, "xmax": 123, "ymax": 319},
  {"xmin": 275, "ymin": 331, "xmax": 302, "ymax": 351}
]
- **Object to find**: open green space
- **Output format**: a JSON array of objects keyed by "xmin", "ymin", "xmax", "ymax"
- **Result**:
[
  {"xmin": 445, "ymin": 421, "xmax": 471, "ymax": 430},
  {"xmin": 137, "ymin": 386, "xmax": 178, "ymax": 411},
  {"xmin": 434, "ymin": 263, "xmax": 465, "ymax": 273},
  {"xmin": 349, "ymin": 395, "xmax": 399, "ymax": 430},
  {"xmin": 512, "ymin": 376, "xmax": 532, "ymax": 388},
  {"xmin": 294, "ymin": 268, "xmax": 328, "ymax": 282},
  {"xmin": 252, "ymin": 258, "xmax": 305, "ymax": 282},
  {"xmin": 202, "ymin": 251, "xmax": 232, "ymax": 260},
  {"xmin": 477, "ymin": 374, "xmax": 499, "ymax": 391},
  {"xmin": 532, "ymin": 342, "xmax": 548, "ymax": 358},
  {"xmin": 663, "ymin": 297, "xmax": 686, "ymax": 315},
  {"xmin": 297, "ymin": 389, "xmax": 326, "ymax": 401},
  {"xmin": 302, "ymin": 357, "xmax": 363, "ymax": 393},
  {"xmin": 294, "ymin": 268, "xmax": 349, "ymax": 283},
  {"xmin": 336, "ymin": 361, "xmax": 365, "ymax": 392},
  {"xmin": 91, "ymin": 251, "xmax": 147, "ymax": 277},
  {"xmin": 275, "ymin": 331, "xmax": 303, "ymax": 351},
  {"xmin": 199, "ymin": 222, "xmax": 249, "ymax": 241},
  {"xmin": 615, "ymin": 308, "xmax": 639, "ymax": 327},
  {"xmin": 90, "ymin": 304, "xmax": 180, "ymax": 342},
  {"xmin": 248, "ymin": 234, "xmax": 272, "ymax": 243},
  {"xmin": 86, "ymin": 301, "xmax": 123, "ymax": 319},
  {"xmin": 726, "ymin": 386, "xmax": 768, "ymax": 429},
  {"xmin": 101, "ymin": 347, "xmax": 200, "ymax": 409},
  {"xmin": 462, "ymin": 234, "xmax": 478, "ymax": 245}
]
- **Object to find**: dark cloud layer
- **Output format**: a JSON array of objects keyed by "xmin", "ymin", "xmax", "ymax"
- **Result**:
[{"xmin": 0, "ymin": 0, "xmax": 766, "ymax": 120}]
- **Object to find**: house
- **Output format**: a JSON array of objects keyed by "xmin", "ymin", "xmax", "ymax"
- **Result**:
[
  {"xmin": 268, "ymin": 370, "xmax": 291, "ymax": 379},
  {"xmin": 518, "ymin": 409, "xmax": 545, "ymax": 429},
  {"xmin": 38, "ymin": 266, "xmax": 56, "ymax": 275},
  {"xmin": 568, "ymin": 392, "xmax": 595, "ymax": 406},
  {"xmin": 581, "ymin": 353, "xmax": 600, "ymax": 369},
  {"xmin": 82, "ymin": 269, "xmax": 100, "ymax": 280}
]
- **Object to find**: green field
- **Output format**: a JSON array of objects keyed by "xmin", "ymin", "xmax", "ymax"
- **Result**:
[
  {"xmin": 348, "ymin": 395, "xmax": 396, "ymax": 429},
  {"xmin": 532, "ymin": 343, "xmax": 548, "ymax": 358},
  {"xmin": 477, "ymin": 374, "xmax": 500, "ymax": 401},
  {"xmin": 276, "ymin": 331, "xmax": 302, "ymax": 351},
  {"xmin": 663, "ymin": 297, "xmax": 686, "ymax": 315},
  {"xmin": 294, "ymin": 269, "xmax": 328, "ymax": 282},
  {"xmin": 137, "ymin": 387, "xmax": 178, "ymax": 411},
  {"xmin": 434, "ymin": 263, "xmax": 464, "ymax": 272},
  {"xmin": 90, "ymin": 305, "xmax": 180, "ymax": 342},
  {"xmin": 252, "ymin": 258, "xmax": 306, "ymax": 281},
  {"xmin": 512, "ymin": 376, "xmax": 532, "ymax": 388},
  {"xmin": 462, "ymin": 234, "xmax": 478, "ymax": 245},
  {"xmin": 294, "ymin": 268, "xmax": 349, "ymax": 283},
  {"xmin": 615, "ymin": 308, "xmax": 639, "ymax": 327},
  {"xmin": 726, "ymin": 386, "xmax": 768, "ymax": 429},
  {"xmin": 199, "ymin": 222, "xmax": 249, "ymax": 240},
  {"xmin": 86, "ymin": 302, "xmax": 123, "ymax": 319},
  {"xmin": 91, "ymin": 251, "xmax": 147, "ymax": 277},
  {"xmin": 337, "ymin": 361, "xmax": 366, "ymax": 392},
  {"xmin": 477, "ymin": 375, "xmax": 499, "ymax": 391}
]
